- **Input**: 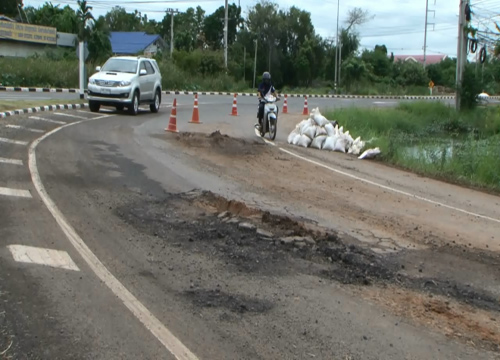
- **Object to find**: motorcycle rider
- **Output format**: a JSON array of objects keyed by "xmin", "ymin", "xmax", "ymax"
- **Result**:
[{"xmin": 255, "ymin": 71, "xmax": 278, "ymax": 130}]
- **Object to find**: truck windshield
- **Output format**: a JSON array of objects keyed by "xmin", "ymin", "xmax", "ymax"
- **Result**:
[{"xmin": 101, "ymin": 59, "xmax": 138, "ymax": 74}]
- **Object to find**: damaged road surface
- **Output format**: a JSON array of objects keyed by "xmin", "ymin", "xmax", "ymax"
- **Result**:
[{"xmin": 2, "ymin": 105, "xmax": 500, "ymax": 360}]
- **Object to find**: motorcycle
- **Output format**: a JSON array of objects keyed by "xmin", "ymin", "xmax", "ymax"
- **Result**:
[{"xmin": 257, "ymin": 94, "xmax": 280, "ymax": 140}]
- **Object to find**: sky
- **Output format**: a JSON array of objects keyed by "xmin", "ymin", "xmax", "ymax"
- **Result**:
[{"xmin": 21, "ymin": 0, "xmax": 500, "ymax": 58}]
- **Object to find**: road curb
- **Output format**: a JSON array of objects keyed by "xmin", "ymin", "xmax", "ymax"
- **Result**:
[
  {"xmin": 2, "ymin": 86, "xmax": 499, "ymax": 101},
  {"xmin": 0, "ymin": 103, "xmax": 88, "ymax": 119},
  {"xmin": 164, "ymin": 90, "xmax": 460, "ymax": 100},
  {"xmin": 163, "ymin": 91, "xmax": 500, "ymax": 101}
]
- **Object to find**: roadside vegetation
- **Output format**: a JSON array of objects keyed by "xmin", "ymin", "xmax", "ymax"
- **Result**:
[
  {"xmin": 326, "ymin": 101, "xmax": 500, "ymax": 192},
  {"xmin": 1, "ymin": 0, "xmax": 499, "ymax": 96}
]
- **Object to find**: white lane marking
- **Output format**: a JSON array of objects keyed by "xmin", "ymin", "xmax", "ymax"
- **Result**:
[
  {"xmin": 53, "ymin": 112, "xmax": 88, "ymax": 120},
  {"xmin": 28, "ymin": 117, "xmax": 198, "ymax": 360},
  {"xmin": 279, "ymin": 147, "xmax": 500, "ymax": 224},
  {"xmin": 30, "ymin": 116, "xmax": 66, "ymax": 125},
  {"xmin": 77, "ymin": 110, "xmax": 115, "ymax": 118},
  {"xmin": 373, "ymin": 101, "xmax": 397, "ymax": 105},
  {"xmin": 0, "ymin": 187, "xmax": 32, "ymax": 198},
  {"xmin": 0, "ymin": 157, "xmax": 23, "ymax": 165},
  {"xmin": 7, "ymin": 245, "xmax": 80, "ymax": 271},
  {"xmin": 6, "ymin": 124, "xmax": 44, "ymax": 133},
  {"xmin": 0, "ymin": 137, "xmax": 28, "ymax": 146},
  {"xmin": 92, "ymin": 114, "xmax": 115, "ymax": 120}
]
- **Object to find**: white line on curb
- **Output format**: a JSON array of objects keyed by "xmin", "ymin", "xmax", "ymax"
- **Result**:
[
  {"xmin": 0, "ymin": 137, "xmax": 28, "ymax": 146},
  {"xmin": 7, "ymin": 244, "xmax": 80, "ymax": 271},
  {"xmin": 29, "ymin": 116, "xmax": 66, "ymax": 125},
  {"xmin": 6, "ymin": 124, "xmax": 45, "ymax": 133},
  {"xmin": 278, "ymin": 147, "xmax": 500, "ymax": 224},
  {"xmin": 0, "ymin": 157, "xmax": 23, "ymax": 165},
  {"xmin": 0, "ymin": 187, "xmax": 32, "ymax": 198},
  {"xmin": 28, "ymin": 116, "xmax": 199, "ymax": 360}
]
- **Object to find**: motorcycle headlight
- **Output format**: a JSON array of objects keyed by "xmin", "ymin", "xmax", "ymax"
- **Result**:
[{"xmin": 119, "ymin": 80, "xmax": 131, "ymax": 87}]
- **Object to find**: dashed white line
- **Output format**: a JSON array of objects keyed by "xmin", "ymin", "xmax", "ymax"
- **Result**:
[
  {"xmin": 279, "ymin": 146, "xmax": 500, "ymax": 224},
  {"xmin": 5, "ymin": 124, "xmax": 44, "ymax": 133},
  {"xmin": 0, "ymin": 187, "xmax": 32, "ymax": 198},
  {"xmin": 0, "ymin": 137, "xmax": 28, "ymax": 146},
  {"xmin": 53, "ymin": 112, "xmax": 88, "ymax": 120},
  {"xmin": 7, "ymin": 245, "xmax": 80, "ymax": 271},
  {"xmin": 0, "ymin": 157, "xmax": 23, "ymax": 165},
  {"xmin": 28, "ymin": 115, "xmax": 198, "ymax": 360},
  {"xmin": 29, "ymin": 116, "xmax": 66, "ymax": 125}
]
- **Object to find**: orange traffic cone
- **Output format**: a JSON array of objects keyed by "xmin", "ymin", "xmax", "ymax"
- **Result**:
[
  {"xmin": 302, "ymin": 96, "xmax": 309, "ymax": 116},
  {"xmin": 283, "ymin": 94, "xmax": 288, "ymax": 114},
  {"xmin": 165, "ymin": 98, "xmax": 178, "ymax": 133},
  {"xmin": 189, "ymin": 94, "xmax": 201, "ymax": 124},
  {"xmin": 230, "ymin": 93, "xmax": 238, "ymax": 116}
]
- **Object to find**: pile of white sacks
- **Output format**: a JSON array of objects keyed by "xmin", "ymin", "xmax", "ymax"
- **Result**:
[{"xmin": 287, "ymin": 107, "xmax": 380, "ymax": 159}]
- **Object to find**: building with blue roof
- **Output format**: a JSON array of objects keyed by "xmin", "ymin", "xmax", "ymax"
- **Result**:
[{"xmin": 109, "ymin": 32, "xmax": 166, "ymax": 56}]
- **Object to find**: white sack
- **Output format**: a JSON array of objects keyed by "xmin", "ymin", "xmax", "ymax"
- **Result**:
[
  {"xmin": 292, "ymin": 133, "xmax": 301, "ymax": 145},
  {"xmin": 315, "ymin": 126, "xmax": 328, "ymax": 137},
  {"xmin": 311, "ymin": 135, "xmax": 327, "ymax": 149},
  {"xmin": 333, "ymin": 136, "xmax": 347, "ymax": 153},
  {"xmin": 358, "ymin": 147, "xmax": 381, "ymax": 160},
  {"xmin": 311, "ymin": 107, "xmax": 330, "ymax": 127},
  {"xmin": 297, "ymin": 134, "xmax": 312, "ymax": 148},
  {"xmin": 302, "ymin": 124, "xmax": 317, "ymax": 139},
  {"xmin": 324, "ymin": 123, "xmax": 335, "ymax": 137},
  {"xmin": 322, "ymin": 136, "xmax": 337, "ymax": 151},
  {"xmin": 288, "ymin": 129, "xmax": 299, "ymax": 144}
]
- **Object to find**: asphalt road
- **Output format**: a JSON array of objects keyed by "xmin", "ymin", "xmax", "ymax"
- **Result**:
[{"xmin": 1, "ymin": 95, "xmax": 499, "ymax": 359}]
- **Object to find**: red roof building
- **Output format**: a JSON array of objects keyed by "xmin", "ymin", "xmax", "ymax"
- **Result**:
[{"xmin": 392, "ymin": 54, "xmax": 448, "ymax": 65}]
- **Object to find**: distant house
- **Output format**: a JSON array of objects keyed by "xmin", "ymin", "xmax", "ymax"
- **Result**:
[
  {"xmin": 392, "ymin": 54, "xmax": 448, "ymax": 65},
  {"xmin": 109, "ymin": 32, "xmax": 166, "ymax": 57}
]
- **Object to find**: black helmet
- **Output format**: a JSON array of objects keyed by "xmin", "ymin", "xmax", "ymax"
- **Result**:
[{"xmin": 263, "ymin": 71, "xmax": 271, "ymax": 84}]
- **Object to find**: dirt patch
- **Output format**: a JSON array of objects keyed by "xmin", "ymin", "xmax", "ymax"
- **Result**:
[
  {"xmin": 359, "ymin": 286, "xmax": 500, "ymax": 352},
  {"xmin": 183, "ymin": 289, "xmax": 273, "ymax": 314},
  {"xmin": 155, "ymin": 131, "xmax": 267, "ymax": 157},
  {"xmin": 193, "ymin": 191, "xmax": 261, "ymax": 218}
]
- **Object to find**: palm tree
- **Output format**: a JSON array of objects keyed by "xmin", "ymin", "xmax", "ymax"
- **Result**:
[{"xmin": 76, "ymin": 0, "xmax": 94, "ymax": 42}]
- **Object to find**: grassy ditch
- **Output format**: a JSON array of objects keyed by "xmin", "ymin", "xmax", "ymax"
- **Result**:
[{"xmin": 325, "ymin": 102, "xmax": 500, "ymax": 192}]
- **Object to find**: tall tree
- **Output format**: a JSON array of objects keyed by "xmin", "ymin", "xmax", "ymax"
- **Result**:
[
  {"xmin": 0, "ymin": 0, "xmax": 22, "ymax": 19},
  {"xmin": 76, "ymin": 0, "xmax": 94, "ymax": 42},
  {"xmin": 203, "ymin": 4, "xmax": 242, "ymax": 50}
]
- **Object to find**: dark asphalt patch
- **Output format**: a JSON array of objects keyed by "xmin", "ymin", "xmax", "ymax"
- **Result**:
[
  {"xmin": 116, "ymin": 189, "xmax": 500, "ymax": 315},
  {"xmin": 183, "ymin": 289, "xmax": 273, "ymax": 315}
]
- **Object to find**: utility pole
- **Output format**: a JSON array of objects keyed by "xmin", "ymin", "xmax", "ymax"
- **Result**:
[
  {"xmin": 423, "ymin": 0, "xmax": 436, "ymax": 69},
  {"xmin": 167, "ymin": 8, "xmax": 179, "ymax": 57},
  {"xmin": 334, "ymin": 0, "xmax": 340, "ymax": 93},
  {"xmin": 455, "ymin": 0, "xmax": 468, "ymax": 111},
  {"xmin": 338, "ymin": 34, "xmax": 342, "ymax": 90},
  {"xmin": 224, "ymin": 0, "xmax": 229, "ymax": 68},
  {"xmin": 243, "ymin": 46, "xmax": 246, "ymax": 82},
  {"xmin": 253, "ymin": 39, "xmax": 258, "ymax": 89}
]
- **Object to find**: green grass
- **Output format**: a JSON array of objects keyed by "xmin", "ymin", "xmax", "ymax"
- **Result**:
[
  {"xmin": 0, "ymin": 57, "xmax": 457, "ymax": 96},
  {"xmin": 325, "ymin": 102, "xmax": 500, "ymax": 192}
]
